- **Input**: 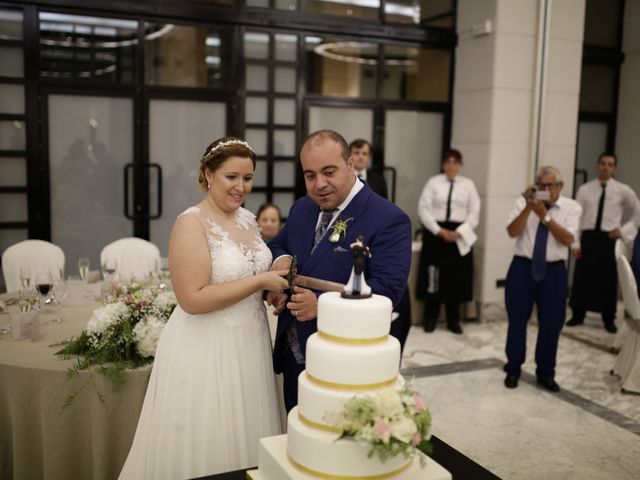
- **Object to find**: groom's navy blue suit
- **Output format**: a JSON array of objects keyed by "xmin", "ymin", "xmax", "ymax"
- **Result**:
[{"xmin": 269, "ymin": 182, "xmax": 412, "ymax": 411}]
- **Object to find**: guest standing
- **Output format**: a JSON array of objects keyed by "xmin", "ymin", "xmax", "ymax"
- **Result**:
[
  {"xmin": 266, "ymin": 130, "xmax": 412, "ymax": 412},
  {"xmin": 257, "ymin": 202, "xmax": 282, "ymax": 243},
  {"xmin": 416, "ymin": 149, "xmax": 480, "ymax": 334},
  {"xmin": 503, "ymin": 166, "xmax": 581, "ymax": 393},
  {"xmin": 349, "ymin": 138, "xmax": 388, "ymax": 199},
  {"xmin": 119, "ymin": 137, "xmax": 289, "ymax": 479},
  {"xmin": 567, "ymin": 153, "xmax": 640, "ymax": 333}
]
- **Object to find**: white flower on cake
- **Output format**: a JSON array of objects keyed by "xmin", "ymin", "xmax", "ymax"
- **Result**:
[{"xmin": 323, "ymin": 381, "xmax": 432, "ymax": 464}]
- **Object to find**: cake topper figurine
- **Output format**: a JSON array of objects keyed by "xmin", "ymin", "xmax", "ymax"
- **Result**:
[{"xmin": 342, "ymin": 235, "xmax": 372, "ymax": 299}]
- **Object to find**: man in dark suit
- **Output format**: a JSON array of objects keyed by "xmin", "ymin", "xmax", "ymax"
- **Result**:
[
  {"xmin": 349, "ymin": 139, "xmax": 388, "ymax": 199},
  {"xmin": 267, "ymin": 130, "xmax": 412, "ymax": 412}
]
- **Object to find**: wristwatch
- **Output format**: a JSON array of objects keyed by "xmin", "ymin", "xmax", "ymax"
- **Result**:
[{"xmin": 543, "ymin": 214, "xmax": 552, "ymax": 225}]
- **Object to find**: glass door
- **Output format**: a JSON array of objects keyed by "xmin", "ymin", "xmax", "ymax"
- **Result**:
[
  {"xmin": 47, "ymin": 93, "xmax": 135, "ymax": 273},
  {"xmin": 147, "ymin": 98, "xmax": 228, "ymax": 256}
]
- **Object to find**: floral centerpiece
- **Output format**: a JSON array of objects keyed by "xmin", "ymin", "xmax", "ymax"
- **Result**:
[
  {"xmin": 56, "ymin": 282, "xmax": 176, "ymax": 407},
  {"xmin": 323, "ymin": 382, "xmax": 432, "ymax": 464}
]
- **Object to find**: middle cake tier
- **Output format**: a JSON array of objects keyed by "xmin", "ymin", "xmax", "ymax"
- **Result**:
[{"xmin": 304, "ymin": 333, "xmax": 400, "ymax": 388}]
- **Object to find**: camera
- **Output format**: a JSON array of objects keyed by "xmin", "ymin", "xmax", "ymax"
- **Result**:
[{"xmin": 531, "ymin": 188, "xmax": 550, "ymax": 201}]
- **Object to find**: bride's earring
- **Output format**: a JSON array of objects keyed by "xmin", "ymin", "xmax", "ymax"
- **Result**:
[{"xmin": 207, "ymin": 181, "xmax": 211, "ymax": 189}]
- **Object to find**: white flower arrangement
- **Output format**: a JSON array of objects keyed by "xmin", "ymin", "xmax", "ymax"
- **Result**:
[
  {"xmin": 56, "ymin": 283, "xmax": 177, "ymax": 406},
  {"xmin": 323, "ymin": 382, "xmax": 432, "ymax": 464}
]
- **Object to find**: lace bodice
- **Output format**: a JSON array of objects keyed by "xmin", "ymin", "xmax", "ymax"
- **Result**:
[{"xmin": 179, "ymin": 206, "xmax": 273, "ymax": 288}]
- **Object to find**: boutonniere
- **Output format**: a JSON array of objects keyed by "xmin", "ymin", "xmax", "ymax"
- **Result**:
[{"xmin": 329, "ymin": 217, "xmax": 353, "ymax": 243}]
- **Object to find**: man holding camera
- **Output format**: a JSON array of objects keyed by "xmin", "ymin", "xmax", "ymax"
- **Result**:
[
  {"xmin": 567, "ymin": 153, "xmax": 640, "ymax": 333},
  {"xmin": 503, "ymin": 166, "xmax": 582, "ymax": 392}
]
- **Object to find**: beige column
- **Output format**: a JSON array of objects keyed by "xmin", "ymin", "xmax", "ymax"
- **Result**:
[{"xmin": 452, "ymin": 0, "xmax": 585, "ymax": 309}]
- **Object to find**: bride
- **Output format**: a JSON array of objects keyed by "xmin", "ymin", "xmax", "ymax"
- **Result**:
[{"xmin": 119, "ymin": 137, "xmax": 289, "ymax": 479}]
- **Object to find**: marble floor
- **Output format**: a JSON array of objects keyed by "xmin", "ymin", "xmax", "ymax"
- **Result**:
[{"xmin": 401, "ymin": 308, "xmax": 640, "ymax": 480}]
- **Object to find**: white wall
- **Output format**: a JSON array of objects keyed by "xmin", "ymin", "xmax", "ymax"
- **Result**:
[{"xmin": 615, "ymin": 0, "xmax": 640, "ymax": 194}]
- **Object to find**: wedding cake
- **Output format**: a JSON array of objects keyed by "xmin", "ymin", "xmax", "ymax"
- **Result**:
[{"xmin": 248, "ymin": 291, "xmax": 452, "ymax": 480}]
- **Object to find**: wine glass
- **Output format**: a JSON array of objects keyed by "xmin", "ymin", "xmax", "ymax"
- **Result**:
[
  {"xmin": 78, "ymin": 257, "xmax": 90, "ymax": 281},
  {"xmin": 20, "ymin": 266, "xmax": 31, "ymax": 288},
  {"xmin": 35, "ymin": 272, "xmax": 54, "ymax": 308},
  {"xmin": 101, "ymin": 259, "xmax": 117, "ymax": 282}
]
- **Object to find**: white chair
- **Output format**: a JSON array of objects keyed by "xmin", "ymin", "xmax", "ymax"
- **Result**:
[
  {"xmin": 614, "ymin": 238, "xmax": 629, "ymax": 261},
  {"xmin": 1, "ymin": 240, "xmax": 65, "ymax": 293},
  {"xmin": 100, "ymin": 237, "xmax": 161, "ymax": 282},
  {"xmin": 612, "ymin": 254, "xmax": 640, "ymax": 393}
]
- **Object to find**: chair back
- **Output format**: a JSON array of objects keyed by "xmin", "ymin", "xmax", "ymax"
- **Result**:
[
  {"xmin": 615, "ymin": 239, "xmax": 629, "ymax": 261},
  {"xmin": 100, "ymin": 237, "xmax": 161, "ymax": 282},
  {"xmin": 617, "ymin": 255, "xmax": 640, "ymax": 333},
  {"xmin": 1, "ymin": 240, "xmax": 65, "ymax": 293}
]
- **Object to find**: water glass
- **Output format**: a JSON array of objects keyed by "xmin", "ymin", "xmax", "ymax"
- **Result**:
[
  {"xmin": 78, "ymin": 257, "xmax": 90, "ymax": 280},
  {"xmin": 20, "ymin": 266, "xmax": 31, "ymax": 287}
]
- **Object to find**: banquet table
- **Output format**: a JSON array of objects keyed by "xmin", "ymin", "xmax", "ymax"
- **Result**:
[{"xmin": 0, "ymin": 290, "xmax": 150, "ymax": 480}]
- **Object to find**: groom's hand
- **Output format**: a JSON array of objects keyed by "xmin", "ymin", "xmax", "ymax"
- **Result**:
[{"xmin": 287, "ymin": 286, "xmax": 317, "ymax": 322}]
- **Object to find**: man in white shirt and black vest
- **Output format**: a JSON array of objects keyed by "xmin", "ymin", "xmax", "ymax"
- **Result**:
[
  {"xmin": 567, "ymin": 153, "xmax": 640, "ymax": 333},
  {"xmin": 503, "ymin": 166, "xmax": 582, "ymax": 393}
]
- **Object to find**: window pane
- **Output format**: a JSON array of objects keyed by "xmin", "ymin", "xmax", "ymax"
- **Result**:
[
  {"xmin": 275, "ymin": 34, "xmax": 297, "ymax": 61},
  {"xmin": 244, "ymin": 32, "xmax": 269, "ymax": 59},
  {"xmin": 388, "ymin": 0, "xmax": 455, "ymax": 26},
  {"xmin": 40, "ymin": 12, "xmax": 137, "ymax": 82},
  {"xmin": 273, "ymin": 192, "xmax": 295, "ymax": 217},
  {"xmin": 580, "ymin": 64, "xmax": 615, "ymax": 113},
  {"xmin": 0, "ymin": 120, "xmax": 25, "ymax": 150},
  {"xmin": 246, "ymin": 96, "xmax": 268, "ymax": 124},
  {"xmin": 273, "ymin": 129, "xmax": 295, "ymax": 156},
  {"xmin": 0, "ymin": 84, "xmax": 24, "ymax": 114},
  {"xmin": 246, "ymin": 0, "xmax": 269, "ymax": 7},
  {"xmin": 0, "ymin": 9, "xmax": 23, "ymax": 40},
  {"xmin": 273, "ymin": 161, "xmax": 295, "ymax": 187},
  {"xmin": 244, "ymin": 192, "xmax": 267, "ymax": 214},
  {"xmin": 383, "ymin": 45, "xmax": 450, "ymax": 101},
  {"xmin": 306, "ymin": 38, "xmax": 377, "ymax": 98},
  {"xmin": 276, "ymin": 0, "xmax": 297, "ymax": 11},
  {"xmin": 305, "ymin": 0, "xmax": 379, "ymax": 21},
  {"xmin": 385, "ymin": 0, "xmax": 421, "ymax": 24},
  {"xmin": 308, "ymin": 106, "xmax": 373, "ymax": 150},
  {"xmin": 0, "ymin": 193, "xmax": 27, "ymax": 222},
  {"xmin": 146, "ymin": 24, "xmax": 231, "ymax": 88},
  {"xmin": 274, "ymin": 98, "xmax": 296, "ymax": 125},
  {"xmin": 253, "ymin": 159, "xmax": 268, "ymax": 187},
  {"xmin": 274, "ymin": 67, "xmax": 296, "ymax": 93},
  {"xmin": 0, "ymin": 157, "xmax": 26, "ymax": 186},
  {"xmin": 0, "ymin": 47, "xmax": 23, "ymax": 77},
  {"xmin": 246, "ymin": 65, "xmax": 269, "ymax": 91},
  {"xmin": 246, "ymin": 128, "xmax": 268, "ymax": 155}
]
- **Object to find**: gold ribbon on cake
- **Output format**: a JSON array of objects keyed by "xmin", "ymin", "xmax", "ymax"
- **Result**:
[
  {"xmin": 287, "ymin": 453, "xmax": 413, "ymax": 480},
  {"xmin": 306, "ymin": 373, "xmax": 396, "ymax": 391},
  {"xmin": 318, "ymin": 330, "xmax": 387, "ymax": 345},
  {"xmin": 298, "ymin": 412, "xmax": 342, "ymax": 433}
]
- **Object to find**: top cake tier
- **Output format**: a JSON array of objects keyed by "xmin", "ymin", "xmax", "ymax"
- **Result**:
[{"xmin": 317, "ymin": 292, "xmax": 393, "ymax": 341}]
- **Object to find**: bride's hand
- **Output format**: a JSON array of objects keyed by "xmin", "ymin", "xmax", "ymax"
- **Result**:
[{"xmin": 260, "ymin": 270, "xmax": 289, "ymax": 293}]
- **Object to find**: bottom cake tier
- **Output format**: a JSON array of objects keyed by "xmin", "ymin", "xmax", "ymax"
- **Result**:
[{"xmin": 247, "ymin": 432, "xmax": 452, "ymax": 480}]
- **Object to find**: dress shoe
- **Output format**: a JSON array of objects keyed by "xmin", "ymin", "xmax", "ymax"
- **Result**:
[
  {"xmin": 423, "ymin": 318, "xmax": 437, "ymax": 333},
  {"xmin": 604, "ymin": 322, "xmax": 618, "ymax": 334},
  {"xmin": 504, "ymin": 373, "xmax": 519, "ymax": 389},
  {"xmin": 447, "ymin": 321, "xmax": 463, "ymax": 335},
  {"xmin": 536, "ymin": 376, "xmax": 560, "ymax": 392},
  {"xmin": 565, "ymin": 317, "xmax": 583, "ymax": 327}
]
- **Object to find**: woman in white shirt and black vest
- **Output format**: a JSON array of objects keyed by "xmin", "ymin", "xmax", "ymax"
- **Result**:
[{"xmin": 416, "ymin": 149, "xmax": 480, "ymax": 334}]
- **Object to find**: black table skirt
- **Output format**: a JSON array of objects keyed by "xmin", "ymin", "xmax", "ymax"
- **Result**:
[{"xmin": 194, "ymin": 434, "xmax": 500, "ymax": 480}]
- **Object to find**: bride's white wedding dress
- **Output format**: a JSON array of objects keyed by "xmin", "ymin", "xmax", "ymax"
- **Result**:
[{"xmin": 119, "ymin": 206, "xmax": 281, "ymax": 480}]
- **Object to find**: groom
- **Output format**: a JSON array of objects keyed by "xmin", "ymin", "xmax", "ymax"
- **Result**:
[{"xmin": 267, "ymin": 130, "xmax": 412, "ymax": 412}]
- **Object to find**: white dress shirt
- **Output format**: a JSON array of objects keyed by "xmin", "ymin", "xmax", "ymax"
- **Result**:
[
  {"xmin": 418, "ymin": 174, "xmax": 481, "ymax": 255},
  {"xmin": 508, "ymin": 195, "xmax": 582, "ymax": 262},
  {"xmin": 575, "ymin": 177, "xmax": 640, "ymax": 243},
  {"xmin": 313, "ymin": 176, "xmax": 363, "ymax": 230}
]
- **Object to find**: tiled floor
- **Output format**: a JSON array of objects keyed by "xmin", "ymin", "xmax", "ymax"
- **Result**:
[{"xmin": 401, "ymin": 308, "xmax": 640, "ymax": 480}]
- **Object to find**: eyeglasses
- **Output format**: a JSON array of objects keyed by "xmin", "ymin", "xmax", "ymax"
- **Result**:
[{"xmin": 537, "ymin": 182, "xmax": 561, "ymax": 189}]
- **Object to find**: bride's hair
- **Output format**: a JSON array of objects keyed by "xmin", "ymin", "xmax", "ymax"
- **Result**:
[{"xmin": 198, "ymin": 136, "xmax": 257, "ymax": 191}]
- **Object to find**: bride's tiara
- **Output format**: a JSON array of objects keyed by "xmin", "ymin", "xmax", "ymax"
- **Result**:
[{"xmin": 206, "ymin": 139, "xmax": 253, "ymax": 157}]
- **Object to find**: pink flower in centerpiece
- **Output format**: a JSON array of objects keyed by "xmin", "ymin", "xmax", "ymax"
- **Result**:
[
  {"xmin": 411, "ymin": 431, "xmax": 421, "ymax": 446},
  {"xmin": 374, "ymin": 419, "xmax": 392, "ymax": 442},
  {"xmin": 414, "ymin": 394, "xmax": 426, "ymax": 412}
]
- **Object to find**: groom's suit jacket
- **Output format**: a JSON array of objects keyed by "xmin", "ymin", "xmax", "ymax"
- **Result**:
[{"xmin": 268, "ymin": 183, "xmax": 412, "ymax": 374}]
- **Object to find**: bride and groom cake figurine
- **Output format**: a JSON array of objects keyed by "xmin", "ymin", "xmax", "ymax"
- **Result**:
[{"xmin": 249, "ymin": 238, "xmax": 452, "ymax": 480}]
